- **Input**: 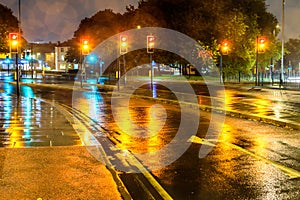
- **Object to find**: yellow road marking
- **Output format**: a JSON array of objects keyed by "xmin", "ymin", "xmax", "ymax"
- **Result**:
[
  {"xmin": 126, "ymin": 152, "xmax": 173, "ymax": 200},
  {"xmin": 190, "ymin": 136, "xmax": 300, "ymax": 179},
  {"xmin": 60, "ymin": 103, "xmax": 173, "ymax": 199}
]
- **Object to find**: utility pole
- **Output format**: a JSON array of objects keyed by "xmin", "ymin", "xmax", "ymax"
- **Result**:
[
  {"xmin": 256, "ymin": 36, "xmax": 259, "ymax": 86},
  {"xmin": 16, "ymin": 0, "xmax": 21, "ymax": 97},
  {"xmin": 280, "ymin": 0, "xmax": 285, "ymax": 87}
]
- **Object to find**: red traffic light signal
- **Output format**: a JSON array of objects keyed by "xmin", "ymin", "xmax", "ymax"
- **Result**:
[
  {"xmin": 147, "ymin": 35, "xmax": 155, "ymax": 53},
  {"xmin": 120, "ymin": 35, "xmax": 128, "ymax": 55},
  {"xmin": 9, "ymin": 33, "xmax": 19, "ymax": 53},
  {"xmin": 81, "ymin": 39, "xmax": 90, "ymax": 55}
]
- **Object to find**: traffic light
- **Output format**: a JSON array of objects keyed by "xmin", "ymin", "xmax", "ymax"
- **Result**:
[
  {"xmin": 147, "ymin": 35, "xmax": 155, "ymax": 53},
  {"xmin": 221, "ymin": 40, "xmax": 229, "ymax": 55},
  {"xmin": 81, "ymin": 38, "xmax": 90, "ymax": 55},
  {"xmin": 9, "ymin": 33, "xmax": 18, "ymax": 53},
  {"xmin": 258, "ymin": 37, "xmax": 266, "ymax": 53},
  {"xmin": 120, "ymin": 35, "xmax": 128, "ymax": 55}
]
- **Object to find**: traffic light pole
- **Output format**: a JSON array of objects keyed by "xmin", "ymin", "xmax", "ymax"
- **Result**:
[
  {"xmin": 150, "ymin": 53, "xmax": 153, "ymax": 91},
  {"xmin": 219, "ymin": 53, "xmax": 223, "ymax": 84},
  {"xmin": 255, "ymin": 36, "xmax": 259, "ymax": 86},
  {"xmin": 280, "ymin": 0, "xmax": 285, "ymax": 88},
  {"xmin": 122, "ymin": 55, "xmax": 126, "ymax": 87},
  {"xmin": 17, "ymin": 0, "xmax": 21, "ymax": 97},
  {"xmin": 118, "ymin": 58, "xmax": 120, "ymax": 91},
  {"xmin": 16, "ymin": 53, "xmax": 20, "ymax": 97}
]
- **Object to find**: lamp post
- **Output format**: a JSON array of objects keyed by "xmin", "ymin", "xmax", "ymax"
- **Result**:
[
  {"xmin": 16, "ymin": 0, "xmax": 21, "ymax": 97},
  {"xmin": 280, "ymin": 0, "xmax": 285, "ymax": 87},
  {"xmin": 255, "ymin": 36, "xmax": 259, "ymax": 86}
]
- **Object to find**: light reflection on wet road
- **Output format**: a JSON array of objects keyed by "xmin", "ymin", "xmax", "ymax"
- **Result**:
[
  {"xmin": 71, "ymin": 88, "xmax": 300, "ymax": 199},
  {"xmin": 1, "ymin": 80, "xmax": 299, "ymax": 199},
  {"xmin": 0, "ymin": 83, "xmax": 81, "ymax": 147}
]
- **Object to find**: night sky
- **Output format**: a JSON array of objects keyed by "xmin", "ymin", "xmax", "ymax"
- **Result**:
[{"xmin": 0, "ymin": 0, "xmax": 299, "ymax": 42}]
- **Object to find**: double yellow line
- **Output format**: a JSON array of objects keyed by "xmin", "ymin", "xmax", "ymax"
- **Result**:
[{"xmin": 57, "ymin": 102, "xmax": 173, "ymax": 200}]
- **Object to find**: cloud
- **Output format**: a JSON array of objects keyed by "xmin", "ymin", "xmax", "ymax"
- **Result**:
[
  {"xmin": 266, "ymin": 0, "xmax": 300, "ymax": 39},
  {"xmin": 0, "ymin": 0, "xmax": 138, "ymax": 42},
  {"xmin": 3, "ymin": 0, "xmax": 298, "ymax": 41}
]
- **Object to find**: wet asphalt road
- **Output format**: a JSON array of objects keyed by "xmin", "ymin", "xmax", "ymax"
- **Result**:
[
  {"xmin": 86, "ymin": 94, "xmax": 300, "ymax": 200},
  {"xmin": 1, "ymin": 77, "xmax": 300, "ymax": 199}
]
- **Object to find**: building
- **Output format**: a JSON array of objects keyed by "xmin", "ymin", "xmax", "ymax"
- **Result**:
[
  {"xmin": 55, "ymin": 41, "xmax": 71, "ymax": 71},
  {"xmin": 25, "ymin": 42, "xmax": 56, "ymax": 71}
]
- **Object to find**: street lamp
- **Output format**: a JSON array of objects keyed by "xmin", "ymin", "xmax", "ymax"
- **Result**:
[
  {"xmin": 280, "ymin": 0, "xmax": 285, "ymax": 87},
  {"xmin": 17, "ymin": 0, "xmax": 21, "ymax": 97}
]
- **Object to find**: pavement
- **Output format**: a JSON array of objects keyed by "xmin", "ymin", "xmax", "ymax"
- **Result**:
[
  {"xmin": 0, "ymin": 90, "xmax": 124, "ymax": 199},
  {"xmin": 1, "ymin": 75, "xmax": 300, "ymax": 199},
  {"xmin": 223, "ymin": 83, "xmax": 300, "ymax": 130}
]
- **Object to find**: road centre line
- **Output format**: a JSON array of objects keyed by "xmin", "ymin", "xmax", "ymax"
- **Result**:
[{"xmin": 189, "ymin": 136, "xmax": 300, "ymax": 179}]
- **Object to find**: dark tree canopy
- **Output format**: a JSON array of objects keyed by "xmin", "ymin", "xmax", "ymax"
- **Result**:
[
  {"xmin": 65, "ymin": 0, "xmax": 281, "ymax": 75},
  {"xmin": 0, "ymin": 4, "xmax": 20, "ymax": 53}
]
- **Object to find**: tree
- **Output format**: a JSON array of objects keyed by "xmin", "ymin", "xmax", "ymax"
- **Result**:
[
  {"xmin": 65, "ymin": 9, "xmax": 123, "ymax": 64},
  {"xmin": 0, "ymin": 4, "xmax": 20, "ymax": 53},
  {"xmin": 65, "ymin": 0, "xmax": 281, "ymax": 78},
  {"xmin": 285, "ymin": 38, "xmax": 300, "ymax": 73}
]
